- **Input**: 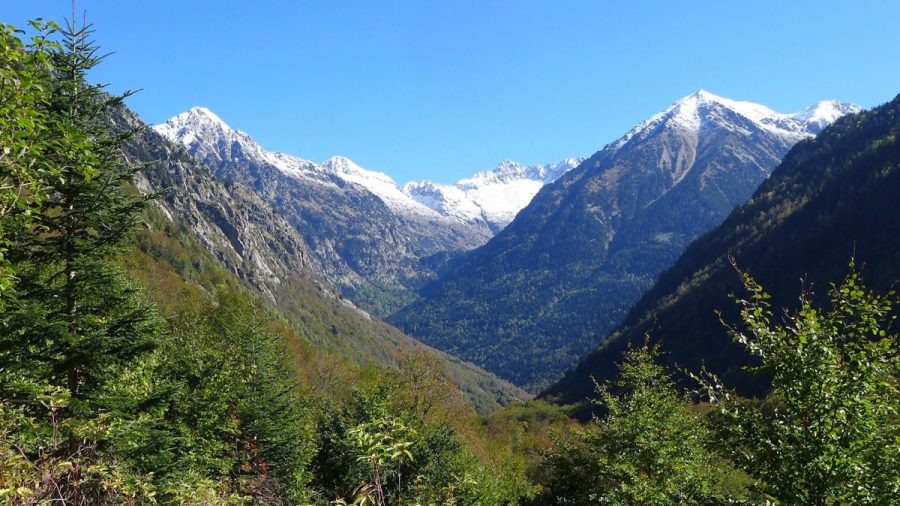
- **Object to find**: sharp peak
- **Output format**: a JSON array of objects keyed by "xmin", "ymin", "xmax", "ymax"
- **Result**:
[
  {"xmin": 676, "ymin": 89, "xmax": 733, "ymax": 106},
  {"xmin": 187, "ymin": 105, "xmax": 215, "ymax": 114},
  {"xmin": 495, "ymin": 159, "xmax": 526, "ymax": 169},
  {"xmin": 690, "ymin": 88, "xmax": 718, "ymax": 99},
  {"xmin": 184, "ymin": 106, "xmax": 222, "ymax": 119},
  {"xmin": 168, "ymin": 106, "xmax": 231, "ymax": 129}
]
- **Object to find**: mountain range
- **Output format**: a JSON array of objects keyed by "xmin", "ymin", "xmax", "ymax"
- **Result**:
[
  {"xmin": 389, "ymin": 90, "xmax": 861, "ymax": 391},
  {"xmin": 154, "ymin": 108, "xmax": 580, "ymax": 314},
  {"xmin": 545, "ymin": 93, "xmax": 900, "ymax": 406}
]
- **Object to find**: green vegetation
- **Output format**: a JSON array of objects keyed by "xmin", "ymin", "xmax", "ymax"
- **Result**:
[
  {"xmin": 530, "ymin": 268, "xmax": 898, "ymax": 504},
  {"xmin": 0, "ymin": 20, "xmax": 61, "ymax": 307},
  {"xmin": 1, "ymin": 16, "xmax": 898, "ymax": 506},
  {"xmin": 0, "ymin": 21, "xmax": 536, "ymax": 505},
  {"xmin": 534, "ymin": 344, "xmax": 751, "ymax": 505},
  {"xmin": 695, "ymin": 267, "xmax": 899, "ymax": 503}
]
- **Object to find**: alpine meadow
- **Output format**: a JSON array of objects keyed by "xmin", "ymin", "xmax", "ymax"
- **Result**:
[{"xmin": 1, "ymin": 4, "xmax": 898, "ymax": 505}]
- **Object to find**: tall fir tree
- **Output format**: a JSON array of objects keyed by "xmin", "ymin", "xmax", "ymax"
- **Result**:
[{"xmin": 0, "ymin": 19, "xmax": 160, "ymax": 503}]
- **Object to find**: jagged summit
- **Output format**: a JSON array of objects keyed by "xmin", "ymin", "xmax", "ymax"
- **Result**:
[
  {"xmin": 793, "ymin": 99, "xmax": 862, "ymax": 128},
  {"xmin": 459, "ymin": 158, "xmax": 584, "ymax": 187},
  {"xmin": 154, "ymin": 106, "xmax": 237, "ymax": 146}
]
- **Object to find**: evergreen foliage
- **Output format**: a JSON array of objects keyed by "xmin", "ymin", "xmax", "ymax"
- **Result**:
[
  {"xmin": 0, "ymin": 20, "xmax": 162, "ymax": 503},
  {"xmin": 0, "ymin": 20, "xmax": 321, "ymax": 504}
]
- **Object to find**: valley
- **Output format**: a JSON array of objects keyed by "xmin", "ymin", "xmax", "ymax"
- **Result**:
[{"xmin": 1, "ymin": 5, "xmax": 897, "ymax": 504}]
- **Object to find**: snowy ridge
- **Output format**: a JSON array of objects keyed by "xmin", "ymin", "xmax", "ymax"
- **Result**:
[
  {"xmin": 155, "ymin": 107, "xmax": 583, "ymax": 232},
  {"xmin": 320, "ymin": 156, "xmax": 441, "ymax": 216},
  {"xmin": 155, "ymin": 108, "xmax": 439, "ymax": 214},
  {"xmin": 404, "ymin": 158, "xmax": 584, "ymax": 230},
  {"xmin": 155, "ymin": 92, "xmax": 857, "ymax": 235},
  {"xmin": 611, "ymin": 90, "xmax": 862, "ymax": 151}
]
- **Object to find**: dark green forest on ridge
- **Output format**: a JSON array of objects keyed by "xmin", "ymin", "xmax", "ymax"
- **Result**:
[{"xmin": 1, "ymin": 19, "xmax": 898, "ymax": 505}]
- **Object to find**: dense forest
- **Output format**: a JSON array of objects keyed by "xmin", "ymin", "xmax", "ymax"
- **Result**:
[{"xmin": 1, "ymin": 19, "xmax": 898, "ymax": 505}]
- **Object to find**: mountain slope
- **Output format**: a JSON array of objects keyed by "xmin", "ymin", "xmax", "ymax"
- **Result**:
[
  {"xmin": 110, "ymin": 105, "xmax": 528, "ymax": 412},
  {"xmin": 544, "ymin": 94, "xmax": 900, "ymax": 405},
  {"xmin": 390, "ymin": 90, "xmax": 860, "ymax": 391},
  {"xmin": 155, "ymin": 108, "xmax": 583, "ymax": 314},
  {"xmin": 109, "ymin": 106, "xmax": 317, "ymax": 303}
]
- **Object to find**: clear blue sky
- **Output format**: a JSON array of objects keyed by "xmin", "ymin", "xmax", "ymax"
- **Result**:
[{"xmin": 4, "ymin": 1, "xmax": 899, "ymax": 183}]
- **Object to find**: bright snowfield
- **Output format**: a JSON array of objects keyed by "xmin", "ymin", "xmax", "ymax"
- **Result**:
[
  {"xmin": 403, "ymin": 159, "xmax": 584, "ymax": 231},
  {"xmin": 154, "ymin": 90, "xmax": 860, "ymax": 234},
  {"xmin": 154, "ymin": 107, "xmax": 581, "ymax": 231}
]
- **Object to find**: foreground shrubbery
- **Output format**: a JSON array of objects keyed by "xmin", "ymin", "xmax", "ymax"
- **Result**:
[{"xmin": 532, "ymin": 265, "xmax": 898, "ymax": 505}]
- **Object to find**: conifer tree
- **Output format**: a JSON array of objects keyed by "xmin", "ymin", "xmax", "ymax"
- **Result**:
[{"xmin": 0, "ymin": 19, "xmax": 160, "ymax": 503}]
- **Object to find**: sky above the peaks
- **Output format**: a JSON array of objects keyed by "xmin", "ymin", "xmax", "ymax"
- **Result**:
[{"xmin": 5, "ymin": 1, "xmax": 900, "ymax": 184}]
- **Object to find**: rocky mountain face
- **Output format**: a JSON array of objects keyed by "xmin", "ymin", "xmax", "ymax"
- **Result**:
[
  {"xmin": 390, "ymin": 90, "xmax": 861, "ymax": 392},
  {"xmin": 154, "ymin": 108, "xmax": 581, "ymax": 315},
  {"xmin": 108, "ymin": 106, "xmax": 318, "ymax": 304},
  {"xmin": 154, "ymin": 108, "xmax": 491, "ymax": 315},
  {"xmin": 545, "ymin": 94, "xmax": 900, "ymax": 406}
]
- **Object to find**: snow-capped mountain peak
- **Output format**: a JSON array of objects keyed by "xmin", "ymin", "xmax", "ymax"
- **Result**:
[
  {"xmin": 792, "ymin": 100, "xmax": 863, "ymax": 130},
  {"xmin": 154, "ymin": 106, "xmax": 236, "ymax": 146},
  {"xmin": 319, "ymin": 155, "xmax": 440, "ymax": 216},
  {"xmin": 611, "ymin": 90, "xmax": 861, "ymax": 152},
  {"xmin": 154, "ymin": 107, "xmax": 331, "ymax": 185},
  {"xmin": 321, "ymin": 155, "xmax": 365, "ymax": 175}
]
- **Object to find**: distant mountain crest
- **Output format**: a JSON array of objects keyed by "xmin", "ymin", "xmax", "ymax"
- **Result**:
[
  {"xmin": 611, "ymin": 90, "xmax": 862, "ymax": 152},
  {"xmin": 155, "ymin": 109, "xmax": 581, "ymax": 232},
  {"xmin": 390, "ymin": 90, "xmax": 861, "ymax": 391},
  {"xmin": 545, "ymin": 94, "xmax": 898, "ymax": 406},
  {"xmin": 154, "ymin": 107, "xmax": 585, "ymax": 313},
  {"xmin": 404, "ymin": 157, "xmax": 585, "ymax": 231}
]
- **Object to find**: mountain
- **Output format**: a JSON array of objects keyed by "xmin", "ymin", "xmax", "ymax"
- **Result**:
[
  {"xmin": 544, "ymin": 94, "xmax": 900, "ymax": 406},
  {"xmin": 155, "ymin": 107, "xmax": 494, "ymax": 315},
  {"xmin": 108, "ymin": 105, "xmax": 528, "ymax": 412},
  {"xmin": 109, "ymin": 106, "xmax": 317, "ymax": 304},
  {"xmin": 390, "ymin": 90, "xmax": 861, "ymax": 392},
  {"xmin": 155, "ymin": 108, "xmax": 582, "ymax": 315},
  {"xmin": 404, "ymin": 158, "xmax": 584, "ymax": 233}
]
